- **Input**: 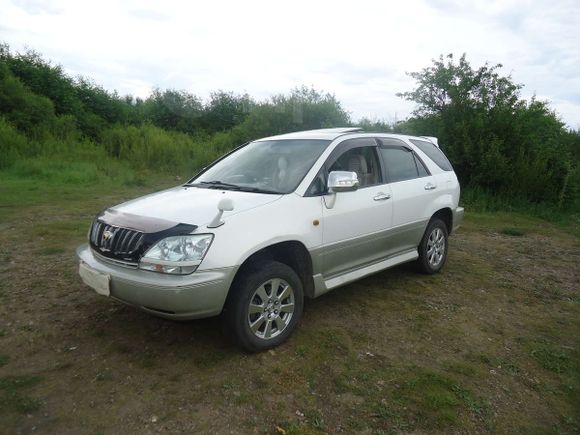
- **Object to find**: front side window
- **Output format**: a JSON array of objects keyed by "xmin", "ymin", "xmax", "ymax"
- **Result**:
[
  {"xmin": 329, "ymin": 146, "xmax": 382, "ymax": 188},
  {"xmin": 381, "ymin": 147, "xmax": 426, "ymax": 183},
  {"xmin": 190, "ymin": 139, "xmax": 330, "ymax": 194}
]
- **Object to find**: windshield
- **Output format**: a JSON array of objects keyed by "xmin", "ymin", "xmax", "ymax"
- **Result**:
[{"xmin": 189, "ymin": 139, "xmax": 331, "ymax": 194}]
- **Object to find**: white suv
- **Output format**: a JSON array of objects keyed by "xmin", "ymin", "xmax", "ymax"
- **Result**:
[{"xmin": 77, "ymin": 128, "xmax": 464, "ymax": 351}]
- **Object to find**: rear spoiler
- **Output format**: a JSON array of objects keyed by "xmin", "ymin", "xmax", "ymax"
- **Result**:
[{"xmin": 420, "ymin": 136, "xmax": 439, "ymax": 147}]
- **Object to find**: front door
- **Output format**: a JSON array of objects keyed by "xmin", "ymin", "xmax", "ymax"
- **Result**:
[{"xmin": 320, "ymin": 139, "xmax": 393, "ymax": 278}]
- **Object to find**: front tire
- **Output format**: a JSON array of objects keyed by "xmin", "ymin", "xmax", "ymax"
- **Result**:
[
  {"xmin": 222, "ymin": 261, "xmax": 304, "ymax": 352},
  {"xmin": 416, "ymin": 218, "xmax": 448, "ymax": 274}
]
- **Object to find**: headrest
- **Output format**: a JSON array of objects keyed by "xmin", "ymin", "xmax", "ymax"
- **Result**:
[
  {"xmin": 348, "ymin": 154, "xmax": 367, "ymax": 173},
  {"xmin": 278, "ymin": 157, "xmax": 288, "ymax": 170}
]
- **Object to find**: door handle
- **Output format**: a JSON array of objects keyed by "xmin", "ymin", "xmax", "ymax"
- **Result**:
[
  {"xmin": 424, "ymin": 183, "xmax": 437, "ymax": 190},
  {"xmin": 373, "ymin": 192, "xmax": 391, "ymax": 201}
]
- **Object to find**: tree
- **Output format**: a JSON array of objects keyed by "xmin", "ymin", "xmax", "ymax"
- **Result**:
[
  {"xmin": 200, "ymin": 91, "xmax": 252, "ymax": 133},
  {"xmin": 143, "ymin": 88, "xmax": 203, "ymax": 134},
  {"xmin": 397, "ymin": 54, "xmax": 521, "ymax": 116},
  {"xmin": 397, "ymin": 54, "xmax": 577, "ymax": 207},
  {"xmin": 0, "ymin": 62, "xmax": 56, "ymax": 134},
  {"xmin": 0, "ymin": 44, "xmax": 81, "ymax": 117},
  {"xmin": 75, "ymin": 77, "xmax": 130, "ymax": 125}
]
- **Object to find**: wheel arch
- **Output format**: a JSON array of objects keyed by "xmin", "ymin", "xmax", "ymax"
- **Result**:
[
  {"xmin": 431, "ymin": 207, "xmax": 453, "ymax": 234},
  {"xmin": 226, "ymin": 240, "xmax": 315, "ymax": 305}
]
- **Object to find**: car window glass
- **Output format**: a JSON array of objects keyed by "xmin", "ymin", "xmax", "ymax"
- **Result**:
[
  {"xmin": 381, "ymin": 147, "xmax": 419, "ymax": 183},
  {"xmin": 305, "ymin": 167, "xmax": 326, "ymax": 196},
  {"xmin": 193, "ymin": 139, "xmax": 330, "ymax": 193},
  {"xmin": 415, "ymin": 154, "xmax": 429, "ymax": 177},
  {"xmin": 379, "ymin": 137, "xmax": 407, "ymax": 147},
  {"xmin": 409, "ymin": 139, "xmax": 453, "ymax": 171},
  {"xmin": 329, "ymin": 146, "xmax": 382, "ymax": 188}
]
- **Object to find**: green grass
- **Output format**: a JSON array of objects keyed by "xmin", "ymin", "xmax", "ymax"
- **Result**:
[
  {"xmin": 0, "ymin": 376, "xmax": 42, "ymax": 414},
  {"xmin": 531, "ymin": 343, "xmax": 573, "ymax": 374},
  {"xmin": 464, "ymin": 210, "xmax": 578, "ymax": 238},
  {"xmin": 393, "ymin": 370, "xmax": 487, "ymax": 427},
  {"xmin": 193, "ymin": 350, "xmax": 229, "ymax": 369},
  {"xmin": 499, "ymin": 227, "xmax": 525, "ymax": 237},
  {"xmin": 0, "ymin": 167, "xmax": 175, "ymax": 224},
  {"xmin": 0, "ymin": 168, "xmax": 578, "ymax": 433},
  {"xmin": 461, "ymin": 187, "xmax": 579, "ymax": 233}
]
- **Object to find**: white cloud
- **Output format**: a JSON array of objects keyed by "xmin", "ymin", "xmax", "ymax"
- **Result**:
[{"xmin": 0, "ymin": 0, "xmax": 578, "ymax": 127}]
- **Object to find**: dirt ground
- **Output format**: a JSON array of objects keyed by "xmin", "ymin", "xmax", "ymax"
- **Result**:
[{"xmin": 0, "ymin": 182, "xmax": 578, "ymax": 434}]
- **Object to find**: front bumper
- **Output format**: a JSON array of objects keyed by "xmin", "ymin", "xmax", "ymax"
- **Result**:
[
  {"xmin": 76, "ymin": 244, "xmax": 237, "ymax": 320},
  {"xmin": 452, "ymin": 206, "xmax": 465, "ymax": 233}
]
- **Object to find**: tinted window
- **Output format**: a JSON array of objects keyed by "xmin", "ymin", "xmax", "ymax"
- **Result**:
[
  {"xmin": 329, "ymin": 146, "xmax": 382, "ymax": 188},
  {"xmin": 416, "ymin": 155, "xmax": 429, "ymax": 177},
  {"xmin": 381, "ymin": 148, "xmax": 420, "ymax": 183},
  {"xmin": 305, "ymin": 168, "xmax": 326, "ymax": 196},
  {"xmin": 380, "ymin": 138, "xmax": 407, "ymax": 147},
  {"xmin": 410, "ymin": 139, "xmax": 453, "ymax": 171}
]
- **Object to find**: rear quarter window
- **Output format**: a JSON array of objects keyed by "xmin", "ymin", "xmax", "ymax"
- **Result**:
[{"xmin": 410, "ymin": 139, "xmax": 453, "ymax": 172}]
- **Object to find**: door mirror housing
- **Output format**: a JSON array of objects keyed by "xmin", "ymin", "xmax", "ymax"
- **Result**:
[
  {"xmin": 208, "ymin": 198, "xmax": 235, "ymax": 228},
  {"xmin": 328, "ymin": 171, "xmax": 359, "ymax": 192}
]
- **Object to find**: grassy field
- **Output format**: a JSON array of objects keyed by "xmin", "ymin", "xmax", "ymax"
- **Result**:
[{"xmin": 0, "ymin": 174, "xmax": 578, "ymax": 434}]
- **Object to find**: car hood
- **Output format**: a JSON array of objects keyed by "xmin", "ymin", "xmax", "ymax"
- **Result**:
[{"xmin": 111, "ymin": 186, "xmax": 283, "ymax": 228}]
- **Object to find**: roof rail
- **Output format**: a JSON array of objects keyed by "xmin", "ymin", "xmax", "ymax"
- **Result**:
[{"xmin": 306, "ymin": 127, "xmax": 363, "ymax": 133}]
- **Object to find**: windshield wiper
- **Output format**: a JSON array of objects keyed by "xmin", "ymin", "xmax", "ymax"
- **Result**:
[
  {"xmin": 189, "ymin": 180, "xmax": 242, "ymax": 190},
  {"xmin": 186, "ymin": 181, "xmax": 282, "ymax": 194},
  {"xmin": 236, "ymin": 186, "xmax": 282, "ymax": 194}
]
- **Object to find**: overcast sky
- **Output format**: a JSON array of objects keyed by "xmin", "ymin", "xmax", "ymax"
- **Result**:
[{"xmin": 1, "ymin": 0, "xmax": 578, "ymax": 128}]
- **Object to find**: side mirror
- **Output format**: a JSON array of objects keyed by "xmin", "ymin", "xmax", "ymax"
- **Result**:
[
  {"xmin": 328, "ymin": 171, "xmax": 359, "ymax": 192},
  {"xmin": 217, "ymin": 198, "xmax": 234, "ymax": 212},
  {"xmin": 208, "ymin": 198, "xmax": 235, "ymax": 228}
]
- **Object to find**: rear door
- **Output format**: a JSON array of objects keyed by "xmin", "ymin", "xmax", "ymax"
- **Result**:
[{"xmin": 377, "ymin": 138, "xmax": 437, "ymax": 254}]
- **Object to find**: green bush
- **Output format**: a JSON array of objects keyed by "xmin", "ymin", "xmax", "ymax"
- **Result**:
[
  {"xmin": 1, "ymin": 43, "xmax": 578, "ymax": 216},
  {"xmin": 397, "ymin": 54, "xmax": 579, "ymax": 209},
  {"xmin": 100, "ymin": 124, "xmax": 218, "ymax": 173},
  {"xmin": 0, "ymin": 117, "xmax": 27, "ymax": 169}
]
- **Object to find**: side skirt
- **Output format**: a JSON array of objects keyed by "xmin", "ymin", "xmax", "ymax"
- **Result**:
[{"xmin": 311, "ymin": 249, "xmax": 418, "ymax": 298}]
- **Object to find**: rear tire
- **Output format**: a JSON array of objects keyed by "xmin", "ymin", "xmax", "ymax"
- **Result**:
[
  {"xmin": 222, "ymin": 261, "xmax": 304, "ymax": 352},
  {"xmin": 416, "ymin": 218, "xmax": 448, "ymax": 274}
]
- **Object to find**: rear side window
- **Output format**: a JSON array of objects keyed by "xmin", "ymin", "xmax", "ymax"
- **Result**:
[
  {"xmin": 381, "ymin": 147, "xmax": 425, "ymax": 183},
  {"xmin": 416, "ymin": 157, "xmax": 429, "ymax": 177},
  {"xmin": 410, "ymin": 139, "xmax": 453, "ymax": 171}
]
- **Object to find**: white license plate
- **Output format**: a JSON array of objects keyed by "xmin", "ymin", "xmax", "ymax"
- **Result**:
[{"xmin": 79, "ymin": 262, "xmax": 110, "ymax": 296}]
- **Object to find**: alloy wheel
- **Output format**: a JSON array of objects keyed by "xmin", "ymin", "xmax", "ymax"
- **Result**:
[
  {"xmin": 427, "ymin": 227, "xmax": 445, "ymax": 267},
  {"xmin": 247, "ymin": 278, "xmax": 295, "ymax": 340}
]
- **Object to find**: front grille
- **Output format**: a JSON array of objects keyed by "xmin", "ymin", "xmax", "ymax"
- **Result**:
[
  {"xmin": 90, "ymin": 220, "xmax": 144, "ymax": 260},
  {"xmin": 92, "ymin": 250, "xmax": 139, "ymax": 269}
]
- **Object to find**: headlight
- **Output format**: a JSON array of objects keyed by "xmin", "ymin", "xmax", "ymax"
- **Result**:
[{"xmin": 139, "ymin": 234, "xmax": 213, "ymax": 275}]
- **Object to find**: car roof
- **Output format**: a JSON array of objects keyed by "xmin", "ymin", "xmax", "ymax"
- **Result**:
[{"xmin": 255, "ymin": 128, "xmax": 438, "ymax": 146}]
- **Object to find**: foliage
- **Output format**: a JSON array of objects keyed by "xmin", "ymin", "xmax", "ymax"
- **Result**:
[
  {"xmin": 0, "ymin": 43, "xmax": 349, "ymax": 185},
  {"xmin": 397, "ymin": 54, "xmax": 579, "ymax": 209},
  {"xmin": 0, "ymin": 117, "xmax": 28, "ymax": 169},
  {"xmin": 233, "ymin": 86, "xmax": 349, "ymax": 139},
  {"xmin": 201, "ymin": 91, "xmax": 252, "ymax": 132},
  {"xmin": 142, "ymin": 88, "xmax": 203, "ymax": 134},
  {"xmin": 0, "ymin": 62, "xmax": 55, "ymax": 136},
  {"xmin": 0, "ymin": 43, "xmax": 578, "ymax": 212},
  {"xmin": 357, "ymin": 117, "xmax": 395, "ymax": 133}
]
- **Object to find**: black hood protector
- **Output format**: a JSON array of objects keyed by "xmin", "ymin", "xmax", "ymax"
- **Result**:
[{"xmin": 89, "ymin": 209, "xmax": 197, "ymax": 263}]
